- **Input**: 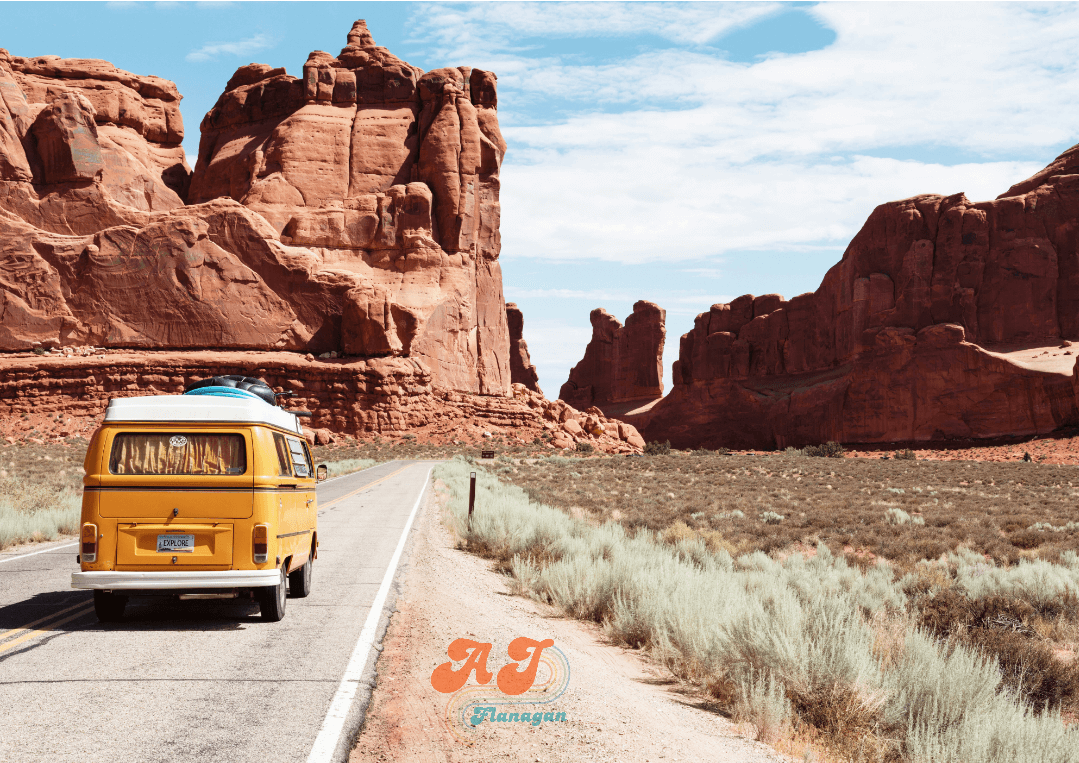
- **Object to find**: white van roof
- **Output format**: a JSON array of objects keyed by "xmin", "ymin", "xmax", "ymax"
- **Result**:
[{"xmin": 104, "ymin": 395, "xmax": 303, "ymax": 434}]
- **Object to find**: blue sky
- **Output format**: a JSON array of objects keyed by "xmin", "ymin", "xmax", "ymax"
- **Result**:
[{"xmin": 5, "ymin": 2, "xmax": 1079, "ymax": 396}]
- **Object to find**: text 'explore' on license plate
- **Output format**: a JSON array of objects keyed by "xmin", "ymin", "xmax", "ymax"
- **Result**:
[{"xmin": 157, "ymin": 534, "xmax": 195, "ymax": 553}]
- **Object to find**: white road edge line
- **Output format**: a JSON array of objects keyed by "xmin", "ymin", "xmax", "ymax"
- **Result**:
[
  {"xmin": 0, "ymin": 541, "xmax": 78, "ymax": 565},
  {"xmin": 306, "ymin": 463, "xmax": 434, "ymax": 763}
]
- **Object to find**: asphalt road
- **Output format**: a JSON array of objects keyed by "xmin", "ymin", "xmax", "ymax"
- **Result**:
[{"xmin": 0, "ymin": 460, "xmax": 435, "ymax": 763}]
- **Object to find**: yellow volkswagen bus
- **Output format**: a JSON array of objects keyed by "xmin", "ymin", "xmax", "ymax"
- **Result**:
[{"xmin": 72, "ymin": 377, "xmax": 325, "ymax": 623}]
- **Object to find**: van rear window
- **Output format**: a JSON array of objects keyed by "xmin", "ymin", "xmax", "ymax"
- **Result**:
[{"xmin": 109, "ymin": 433, "xmax": 247, "ymax": 475}]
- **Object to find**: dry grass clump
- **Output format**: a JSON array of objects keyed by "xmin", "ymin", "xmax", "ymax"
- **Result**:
[
  {"xmin": 0, "ymin": 440, "xmax": 85, "ymax": 549},
  {"xmin": 437, "ymin": 460, "xmax": 1079, "ymax": 763}
]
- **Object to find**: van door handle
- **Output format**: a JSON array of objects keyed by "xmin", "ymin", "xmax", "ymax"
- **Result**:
[{"xmin": 306, "ymin": 499, "xmax": 315, "ymax": 505}]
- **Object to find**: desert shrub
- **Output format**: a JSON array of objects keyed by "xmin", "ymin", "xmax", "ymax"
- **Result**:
[
  {"xmin": 643, "ymin": 440, "xmax": 671, "ymax": 455},
  {"xmin": 785, "ymin": 446, "xmax": 804, "ymax": 456},
  {"xmin": 0, "ymin": 480, "xmax": 81, "ymax": 548},
  {"xmin": 886, "ymin": 508, "xmax": 925, "ymax": 526},
  {"xmin": 915, "ymin": 588, "xmax": 1079, "ymax": 712},
  {"xmin": 760, "ymin": 510, "xmax": 785, "ymax": 524},
  {"xmin": 969, "ymin": 628, "xmax": 1079, "ymax": 712},
  {"xmin": 716, "ymin": 510, "xmax": 746, "ymax": 520},
  {"xmin": 894, "ymin": 449, "xmax": 917, "ymax": 461},
  {"xmin": 733, "ymin": 670, "xmax": 793, "ymax": 744},
  {"xmin": 575, "ymin": 441, "xmax": 594, "ymax": 454},
  {"xmin": 1028, "ymin": 521, "xmax": 1079, "ymax": 532},
  {"xmin": 803, "ymin": 441, "xmax": 846, "ymax": 458}
]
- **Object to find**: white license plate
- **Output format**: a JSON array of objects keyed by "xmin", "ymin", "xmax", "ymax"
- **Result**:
[{"xmin": 157, "ymin": 534, "xmax": 195, "ymax": 553}]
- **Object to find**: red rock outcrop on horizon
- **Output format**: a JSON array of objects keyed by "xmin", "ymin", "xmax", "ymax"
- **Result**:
[
  {"xmin": 559, "ymin": 300, "xmax": 665, "ymax": 413},
  {"xmin": 634, "ymin": 148, "xmax": 1079, "ymax": 449},
  {"xmin": 506, "ymin": 302, "xmax": 541, "ymax": 395},
  {"xmin": 0, "ymin": 21, "xmax": 510, "ymax": 398}
]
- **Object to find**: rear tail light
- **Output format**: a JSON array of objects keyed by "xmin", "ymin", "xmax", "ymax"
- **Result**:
[
  {"xmin": 253, "ymin": 524, "xmax": 269, "ymax": 564},
  {"xmin": 81, "ymin": 523, "xmax": 98, "ymax": 563}
]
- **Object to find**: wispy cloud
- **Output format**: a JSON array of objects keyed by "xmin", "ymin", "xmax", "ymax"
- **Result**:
[
  {"xmin": 186, "ymin": 32, "xmax": 273, "ymax": 63},
  {"xmin": 410, "ymin": 2, "xmax": 781, "ymax": 59}
]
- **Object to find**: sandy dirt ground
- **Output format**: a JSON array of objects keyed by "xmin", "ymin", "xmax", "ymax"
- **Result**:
[{"xmin": 349, "ymin": 481, "xmax": 789, "ymax": 763}]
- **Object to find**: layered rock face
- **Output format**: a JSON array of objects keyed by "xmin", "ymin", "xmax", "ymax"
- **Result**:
[
  {"xmin": 641, "ymin": 150, "xmax": 1079, "ymax": 449},
  {"xmin": 0, "ymin": 21, "xmax": 510, "ymax": 398},
  {"xmin": 506, "ymin": 302, "xmax": 541, "ymax": 394},
  {"xmin": 0, "ymin": 351, "xmax": 644, "ymax": 452},
  {"xmin": 559, "ymin": 301, "xmax": 665, "ymax": 412}
]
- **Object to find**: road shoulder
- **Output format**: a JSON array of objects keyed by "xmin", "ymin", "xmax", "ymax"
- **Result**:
[{"xmin": 350, "ymin": 478, "xmax": 789, "ymax": 763}]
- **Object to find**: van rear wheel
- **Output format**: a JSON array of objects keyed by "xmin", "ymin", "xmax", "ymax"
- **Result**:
[
  {"xmin": 258, "ymin": 563, "xmax": 288, "ymax": 622},
  {"xmin": 93, "ymin": 590, "xmax": 127, "ymax": 623},
  {"xmin": 288, "ymin": 547, "xmax": 313, "ymax": 599}
]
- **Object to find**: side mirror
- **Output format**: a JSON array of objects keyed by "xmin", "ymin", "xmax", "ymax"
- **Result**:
[{"xmin": 316, "ymin": 464, "xmax": 328, "ymax": 482}]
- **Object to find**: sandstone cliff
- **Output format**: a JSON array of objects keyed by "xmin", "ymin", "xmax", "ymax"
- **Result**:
[
  {"xmin": 638, "ymin": 149, "xmax": 1079, "ymax": 449},
  {"xmin": 0, "ymin": 21, "xmax": 510, "ymax": 397},
  {"xmin": 559, "ymin": 300, "xmax": 665, "ymax": 413}
]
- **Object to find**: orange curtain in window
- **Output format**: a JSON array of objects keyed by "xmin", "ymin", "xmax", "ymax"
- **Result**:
[{"xmin": 110, "ymin": 434, "xmax": 246, "ymax": 475}]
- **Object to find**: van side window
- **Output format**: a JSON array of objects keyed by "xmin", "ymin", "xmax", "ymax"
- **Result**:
[
  {"xmin": 285, "ymin": 436, "xmax": 311, "ymax": 477},
  {"xmin": 109, "ymin": 433, "xmax": 247, "ymax": 475},
  {"xmin": 301, "ymin": 441, "xmax": 315, "ymax": 477},
  {"xmin": 272, "ymin": 433, "xmax": 292, "ymax": 477}
]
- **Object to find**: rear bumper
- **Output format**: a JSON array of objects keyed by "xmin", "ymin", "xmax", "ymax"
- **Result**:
[{"xmin": 72, "ymin": 570, "xmax": 279, "ymax": 591}]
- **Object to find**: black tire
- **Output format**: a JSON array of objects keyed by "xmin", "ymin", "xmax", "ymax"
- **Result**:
[
  {"xmin": 258, "ymin": 563, "xmax": 288, "ymax": 622},
  {"xmin": 93, "ymin": 590, "xmax": 127, "ymax": 623},
  {"xmin": 288, "ymin": 547, "xmax": 313, "ymax": 599}
]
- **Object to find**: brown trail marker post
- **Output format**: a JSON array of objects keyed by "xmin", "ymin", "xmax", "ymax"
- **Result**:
[{"xmin": 468, "ymin": 472, "xmax": 477, "ymax": 530}]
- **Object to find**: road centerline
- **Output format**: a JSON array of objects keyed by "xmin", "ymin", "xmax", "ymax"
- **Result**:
[
  {"xmin": 0, "ymin": 600, "xmax": 93, "ymax": 642},
  {"xmin": 0, "ymin": 605, "xmax": 96, "ymax": 655}
]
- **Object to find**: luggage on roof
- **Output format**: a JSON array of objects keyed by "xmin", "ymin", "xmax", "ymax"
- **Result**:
[{"xmin": 184, "ymin": 375, "xmax": 277, "ymax": 406}]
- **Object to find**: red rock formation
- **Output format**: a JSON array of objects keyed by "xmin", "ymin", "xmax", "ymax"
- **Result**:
[
  {"xmin": 559, "ymin": 300, "xmax": 665, "ymax": 413},
  {"xmin": 505, "ymin": 302, "xmax": 541, "ymax": 395},
  {"xmin": 187, "ymin": 20, "xmax": 509, "ymax": 394},
  {"xmin": 640, "ymin": 149, "xmax": 1079, "ymax": 449},
  {"xmin": 0, "ymin": 21, "xmax": 511, "ymax": 397}
]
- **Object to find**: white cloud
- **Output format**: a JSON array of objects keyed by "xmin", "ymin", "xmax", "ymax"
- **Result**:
[
  {"xmin": 185, "ymin": 32, "xmax": 273, "ymax": 63},
  {"xmin": 471, "ymin": 3, "xmax": 1079, "ymax": 264}
]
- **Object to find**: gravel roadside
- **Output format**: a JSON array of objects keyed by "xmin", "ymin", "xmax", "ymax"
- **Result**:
[{"xmin": 350, "ymin": 480, "xmax": 790, "ymax": 763}]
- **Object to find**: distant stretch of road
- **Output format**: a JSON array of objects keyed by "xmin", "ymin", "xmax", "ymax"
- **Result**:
[{"xmin": 0, "ymin": 460, "xmax": 435, "ymax": 763}]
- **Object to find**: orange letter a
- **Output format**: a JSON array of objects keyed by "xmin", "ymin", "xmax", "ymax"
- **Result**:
[
  {"xmin": 496, "ymin": 637, "xmax": 555, "ymax": 695},
  {"xmin": 430, "ymin": 639, "xmax": 494, "ymax": 693}
]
